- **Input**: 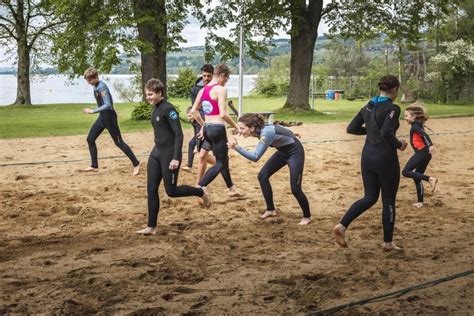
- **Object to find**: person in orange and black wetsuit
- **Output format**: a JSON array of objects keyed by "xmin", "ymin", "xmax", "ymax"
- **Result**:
[{"xmin": 402, "ymin": 104, "xmax": 438, "ymax": 209}]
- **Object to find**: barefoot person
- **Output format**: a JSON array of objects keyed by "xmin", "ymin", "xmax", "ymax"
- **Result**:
[
  {"xmin": 402, "ymin": 104, "xmax": 438, "ymax": 208},
  {"xmin": 334, "ymin": 75, "xmax": 407, "ymax": 251},
  {"xmin": 81, "ymin": 67, "xmax": 140, "ymax": 175},
  {"xmin": 136, "ymin": 79, "xmax": 211, "ymax": 236},
  {"xmin": 191, "ymin": 64, "xmax": 241, "ymax": 196},
  {"xmin": 228, "ymin": 114, "xmax": 312, "ymax": 225}
]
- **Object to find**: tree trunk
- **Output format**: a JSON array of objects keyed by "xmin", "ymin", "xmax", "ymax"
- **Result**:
[
  {"xmin": 13, "ymin": 0, "xmax": 32, "ymax": 105},
  {"xmin": 14, "ymin": 40, "xmax": 31, "ymax": 105},
  {"xmin": 283, "ymin": 0, "xmax": 323, "ymax": 111},
  {"xmin": 134, "ymin": 0, "xmax": 167, "ymax": 101}
]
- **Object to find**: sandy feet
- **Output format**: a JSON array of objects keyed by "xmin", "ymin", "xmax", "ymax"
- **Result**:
[
  {"xmin": 228, "ymin": 186, "xmax": 243, "ymax": 198},
  {"xmin": 79, "ymin": 167, "xmax": 98, "ymax": 173},
  {"xmin": 429, "ymin": 177, "xmax": 438, "ymax": 192},
  {"xmin": 298, "ymin": 217, "xmax": 312, "ymax": 225},
  {"xmin": 181, "ymin": 166, "xmax": 192, "ymax": 172},
  {"xmin": 333, "ymin": 224, "xmax": 348, "ymax": 248},
  {"xmin": 201, "ymin": 189, "xmax": 212, "ymax": 208},
  {"xmin": 260, "ymin": 210, "xmax": 277, "ymax": 219},
  {"xmin": 383, "ymin": 242, "xmax": 402, "ymax": 252},
  {"xmin": 136, "ymin": 227, "xmax": 157, "ymax": 235},
  {"xmin": 413, "ymin": 202, "xmax": 423, "ymax": 208}
]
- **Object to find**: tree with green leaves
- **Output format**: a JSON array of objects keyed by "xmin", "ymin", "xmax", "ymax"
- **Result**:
[
  {"xmin": 52, "ymin": 0, "xmax": 201, "ymax": 98},
  {"xmin": 0, "ymin": 0, "xmax": 64, "ymax": 105},
  {"xmin": 201, "ymin": 0, "xmax": 324, "ymax": 111},
  {"xmin": 325, "ymin": 0, "xmax": 451, "ymax": 85}
]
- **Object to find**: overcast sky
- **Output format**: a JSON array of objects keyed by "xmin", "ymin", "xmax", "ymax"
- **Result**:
[{"xmin": 0, "ymin": 1, "xmax": 330, "ymax": 67}]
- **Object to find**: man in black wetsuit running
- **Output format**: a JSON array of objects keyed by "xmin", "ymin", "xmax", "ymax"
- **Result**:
[
  {"xmin": 81, "ymin": 67, "xmax": 141, "ymax": 175},
  {"xmin": 136, "ymin": 78, "xmax": 211, "ymax": 236}
]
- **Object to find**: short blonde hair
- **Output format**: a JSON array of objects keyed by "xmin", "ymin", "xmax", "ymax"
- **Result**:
[{"xmin": 83, "ymin": 67, "xmax": 99, "ymax": 79}]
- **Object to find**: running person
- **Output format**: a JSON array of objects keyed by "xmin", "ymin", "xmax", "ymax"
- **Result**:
[
  {"xmin": 81, "ymin": 67, "xmax": 140, "ymax": 175},
  {"xmin": 191, "ymin": 64, "xmax": 241, "ymax": 196},
  {"xmin": 402, "ymin": 104, "xmax": 438, "ymax": 208},
  {"xmin": 136, "ymin": 79, "xmax": 211, "ymax": 236},
  {"xmin": 228, "ymin": 114, "xmax": 312, "ymax": 225},
  {"xmin": 333, "ymin": 75, "xmax": 407, "ymax": 251},
  {"xmin": 182, "ymin": 106, "xmax": 209, "ymax": 171}
]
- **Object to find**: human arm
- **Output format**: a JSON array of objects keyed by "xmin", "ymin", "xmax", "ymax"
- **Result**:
[
  {"xmin": 346, "ymin": 109, "xmax": 366, "ymax": 135},
  {"xmin": 166, "ymin": 107, "xmax": 184, "ymax": 165},
  {"xmin": 381, "ymin": 107, "xmax": 404, "ymax": 150}
]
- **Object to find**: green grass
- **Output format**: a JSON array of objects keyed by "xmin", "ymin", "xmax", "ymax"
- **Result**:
[{"xmin": 0, "ymin": 97, "xmax": 473, "ymax": 139}]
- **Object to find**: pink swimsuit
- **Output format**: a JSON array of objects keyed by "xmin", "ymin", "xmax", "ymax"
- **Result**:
[{"xmin": 200, "ymin": 84, "xmax": 220, "ymax": 116}]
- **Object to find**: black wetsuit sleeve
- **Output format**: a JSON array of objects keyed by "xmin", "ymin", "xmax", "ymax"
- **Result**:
[
  {"xmin": 347, "ymin": 109, "xmax": 366, "ymax": 135},
  {"xmin": 381, "ymin": 107, "xmax": 402, "ymax": 149},
  {"xmin": 166, "ymin": 107, "xmax": 183, "ymax": 161},
  {"xmin": 413, "ymin": 123, "xmax": 433, "ymax": 147}
]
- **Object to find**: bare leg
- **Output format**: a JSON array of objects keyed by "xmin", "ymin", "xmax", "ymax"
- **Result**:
[
  {"xmin": 333, "ymin": 223, "xmax": 348, "ymax": 248},
  {"xmin": 196, "ymin": 149, "xmax": 210, "ymax": 186},
  {"xmin": 136, "ymin": 227, "xmax": 157, "ymax": 235}
]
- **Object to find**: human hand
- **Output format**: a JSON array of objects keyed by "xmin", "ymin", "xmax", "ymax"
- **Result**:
[
  {"xmin": 227, "ymin": 138, "xmax": 238, "ymax": 149},
  {"xmin": 429, "ymin": 146, "xmax": 436, "ymax": 156},
  {"xmin": 82, "ymin": 108, "xmax": 93, "ymax": 114},
  {"xmin": 197, "ymin": 126, "xmax": 204, "ymax": 140},
  {"xmin": 399, "ymin": 140, "xmax": 408, "ymax": 151},
  {"xmin": 169, "ymin": 159, "xmax": 179, "ymax": 170}
]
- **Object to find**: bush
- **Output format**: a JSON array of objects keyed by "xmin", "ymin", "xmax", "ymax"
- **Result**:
[
  {"xmin": 131, "ymin": 102, "xmax": 153, "ymax": 121},
  {"xmin": 168, "ymin": 68, "xmax": 197, "ymax": 98}
]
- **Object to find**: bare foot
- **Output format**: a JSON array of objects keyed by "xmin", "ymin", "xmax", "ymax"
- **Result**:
[
  {"xmin": 298, "ymin": 217, "xmax": 312, "ymax": 225},
  {"xmin": 182, "ymin": 166, "xmax": 192, "ymax": 172},
  {"xmin": 79, "ymin": 167, "xmax": 98, "ymax": 173},
  {"xmin": 200, "ymin": 188, "xmax": 212, "ymax": 208},
  {"xmin": 413, "ymin": 202, "xmax": 423, "ymax": 208},
  {"xmin": 333, "ymin": 224, "xmax": 348, "ymax": 248},
  {"xmin": 260, "ymin": 210, "xmax": 277, "ymax": 219},
  {"xmin": 132, "ymin": 162, "xmax": 141, "ymax": 176},
  {"xmin": 429, "ymin": 177, "xmax": 438, "ymax": 192},
  {"xmin": 136, "ymin": 227, "xmax": 157, "ymax": 235},
  {"xmin": 228, "ymin": 186, "xmax": 243, "ymax": 197},
  {"xmin": 383, "ymin": 242, "xmax": 401, "ymax": 251}
]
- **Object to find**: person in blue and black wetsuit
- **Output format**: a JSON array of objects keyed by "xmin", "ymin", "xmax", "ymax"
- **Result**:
[
  {"xmin": 402, "ymin": 103, "xmax": 438, "ymax": 208},
  {"xmin": 333, "ymin": 75, "xmax": 407, "ymax": 251},
  {"xmin": 81, "ymin": 67, "xmax": 140, "ymax": 175},
  {"xmin": 136, "ymin": 78, "xmax": 211, "ymax": 236},
  {"xmin": 228, "ymin": 113, "xmax": 312, "ymax": 225}
]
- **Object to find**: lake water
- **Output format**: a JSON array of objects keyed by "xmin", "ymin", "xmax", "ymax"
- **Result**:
[{"xmin": 0, "ymin": 74, "xmax": 257, "ymax": 106}]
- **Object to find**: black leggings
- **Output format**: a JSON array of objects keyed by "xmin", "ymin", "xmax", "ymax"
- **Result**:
[
  {"xmin": 402, "ymin": 149, "xmax": 431, "ymax": 202},
  {"xmin": 340, "ymin": 142, "xmax": 400, "ymax": 242},
  {"xmin": 198, "ymin": 124, "xmax": 233, "ymax": 188},
  {"xmin": 87, "ymin": 112, "xmax": 139, "ymax": 168},
  {"xmin": 147, "ymin": 148, "xmax": 203, "ymax": 227},
  {"xmin": 258, "ymin": 140, "xmax": 311, "ymax": 218},
  {"xmin": 187, "ymin": 136, "xmax": 197, "ymax": 168}
]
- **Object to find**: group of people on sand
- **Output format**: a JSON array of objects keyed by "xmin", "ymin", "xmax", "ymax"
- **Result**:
[{"xmin": 79, "ymin": 65, "xmax": 438, "ymax": 250}]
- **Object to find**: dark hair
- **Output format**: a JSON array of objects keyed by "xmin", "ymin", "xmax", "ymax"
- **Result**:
[
  {"xmin": 378, "ymin": 75, "xmax": 400, "ymax": 92},
  {"xmin": 200, "ymin": 64, "xmax": 214, "ymax": 74},
  {"xmin": 406, "ymin": 103, "xmax": 429, "ymax": 124},
  {"xmin": 145, "ymin": 78, "xmax": 165, "ymax": 96},
  {"xmin": 238, "ymin": 113, "xmax": 265, "ymax": 136},
  {"xmin": 215, "ymin": 63, "xmax": 231, "ymax": 77}
]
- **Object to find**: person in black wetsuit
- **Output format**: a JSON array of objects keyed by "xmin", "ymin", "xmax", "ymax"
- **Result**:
[
  {"xmin": 402, "ymin": 104, "xmax": 438, "ymax": 208},
  {"xmin": 333, "ymin": 75, "xmax": 407, "ymax": 251},
  {"xmin": 136, "ymin": 79, "xmax": 211, "ymax": 236},
  {"xmin": 228, "ymin": 113, "xmax": 312, "ymax": 225},
  {"xmin": 81, "ymin": 67, "xmax": 141, "ymax": 175},
  {"xmin": 182, "ymin": 106, "xmax": 205, "ymax": 170}
]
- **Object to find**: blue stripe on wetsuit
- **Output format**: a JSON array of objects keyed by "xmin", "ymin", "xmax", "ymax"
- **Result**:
[
  {"xmin": 235, "ymin": 125, "xmax": 295, "ymax": 162},
  {"xmin": 92, "ymin": 81, "xmax": 114, "ymax": 113}
]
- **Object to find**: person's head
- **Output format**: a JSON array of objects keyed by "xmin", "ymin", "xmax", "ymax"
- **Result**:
[
  {"xmin": 214, "ymin": 64, "xmax": 231, "ymax": 86},
  {"xmin": 378, "ymin": 75, "xmax": 400, "ymax": 100},
  {"xmin": 84, "ymin": 67, "xmax": 99, "ymax": 85},
  {"xmin": 186, "ymin": 106, "xmax": 193, "ymax": 120},
  {"xmin": 144, "ymin": 78, "xmax": 165, "ymax": 105},
  {"xmin": 404, "ymin": 103, "xmax": 428, "ymax": 124},
  {"xmin": 237, "ymin": 113, "xmax": 265, "ymax": 138},
  {"xmin": 200, "ymin": 64, "xmax": 214, "ymax": 85}
]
